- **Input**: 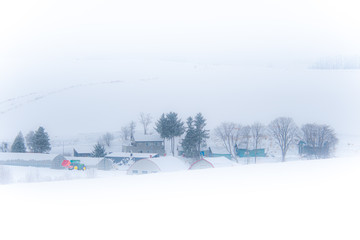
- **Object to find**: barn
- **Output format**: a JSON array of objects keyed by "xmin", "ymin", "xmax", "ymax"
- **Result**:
[
  {"xmin": 189, "ymin": 157, "xmax": 236, "ymax": 170},
  {"xmin": 127, "ymin": 156, "xmax": 188, "ymax": 175}
]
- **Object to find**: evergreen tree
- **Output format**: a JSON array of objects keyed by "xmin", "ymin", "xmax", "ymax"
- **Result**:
[
  {"xmin": 92, "ymin": 142, "xmax": 106, "ymax": 157},
  {"xmin": 33, "ymin": 127, "xmax": 51, "ymax": 153},
  {"xmin": 194, "ymin": 113, "xmax": 210, "ymax": 158},
  {"xmin": 181, "ymin": 117, "xmax": 198, "ymax": 158},
  {"xmin": 11, "ymin": 132, "xmax": 26, "ymax": 153},
  {"xmin": 155, "ymin": 114, "xmax": 168, "ymax": 139},
  {"xmin": 155, "ymin": 112, "xmax": 185, "ymax": 156},
  {"xmin": 181, "ymin": 113, "xmax": 209, "ymax": 159}
]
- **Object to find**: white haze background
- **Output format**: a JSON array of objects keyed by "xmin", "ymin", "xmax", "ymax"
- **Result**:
[
  {"xmin": 1, "ymin": 0, "xmax": 360, "ymax": 139},
  {"xmin": 1, "ymin": 2, "xmax": 360, "ymax": 240}
]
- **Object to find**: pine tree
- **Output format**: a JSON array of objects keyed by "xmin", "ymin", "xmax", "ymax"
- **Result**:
[
  {"xmin": 33, "ymin": 127, "xmax": 51, "ymax": 153},
  {"xmin": 181, "ymin": 117, "xmax": 198, "ymax": 158},
  {"xmin": 155, "ymin": 112, "xmax": 185, "ymax": 156},
  {"xmin": 181, "ymin": 113, "xmax": 209, "ymax": 159},
  {"xmin": 194, "ymin": 113, "xmax": 210, "ymax": 158},
  {"xmin": 155, "ymin": 114, "xmax": 168, "ymax": 138},
  {"xmin": 11, "ymin": 132, "xmax": 26, "ymax": 153},
  {"xmin": 92, "ymin": 142, "xmax": 106, "ymax": 157}
]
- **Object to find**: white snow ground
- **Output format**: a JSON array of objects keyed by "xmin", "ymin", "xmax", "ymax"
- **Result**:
[
  {"xmin": 1, "ymin": 136, "xmax": 360, "ymax": 240},
  {"xmin": 0, "ymin": 156, "xmax": 359, "ymax": 240}
]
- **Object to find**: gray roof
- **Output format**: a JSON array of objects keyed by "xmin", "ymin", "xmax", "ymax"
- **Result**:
[{"xmin": 133, "ymin": 133, "xmax": 163, "ymax": 142}]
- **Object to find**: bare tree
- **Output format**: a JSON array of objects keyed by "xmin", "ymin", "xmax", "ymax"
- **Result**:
[
  {"xmin": 120, "ymin": 126, "xmax": 130, "ymax": 141},
  {"xmin": 102, "ymin": 132, "xmax": 114, "ymax": 147},
  {"xmin": 139, "ymin": 112, "xmax": 152, "ymax": 135},
  {"xmin": 251, "ymin": 122, "xmax": 265, "ymax": 163},
  {"xmin": 129, "ymin": 121, "xmax": 136, "ymax": 140},
  {"xmin": 0, "ymin": 142, "xmax": 9, "ymax": 152},
  {"xmin": 214, "ymin": 122, "xmax": 243, "ymax": 159},
  {"xmin": 301, "ymin": 123, "xmax": 338, "ymax": 159},
  {"xmin": 25, "ymin": 131, "xmax": 35, "ymax": 152},
  {"xmin": 242, "ymin": 125, "xmax": 251, "ymax": 151},
  {"xmin": 268, "ymin": 117, "xmax": 298, "ymax": 162}
]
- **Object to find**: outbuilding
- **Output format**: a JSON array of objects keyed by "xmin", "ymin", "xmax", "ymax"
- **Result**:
[
  {"xmin": 189, "ymin": 157, "xmax": 236, "ymax": 170},
  {"xmin": 127, "ymin": 156, "xmax": 188, "ymax": 175}
]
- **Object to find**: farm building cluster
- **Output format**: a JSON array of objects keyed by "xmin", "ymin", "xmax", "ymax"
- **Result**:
[{"xmin": 0, "ymin": 133, "xmax": 270, "ymax": 175}]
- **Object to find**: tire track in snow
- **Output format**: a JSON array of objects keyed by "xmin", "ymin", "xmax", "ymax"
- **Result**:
[{"xmin": 0, "ymin": 80, "xmax": 125, "ymax": 115}]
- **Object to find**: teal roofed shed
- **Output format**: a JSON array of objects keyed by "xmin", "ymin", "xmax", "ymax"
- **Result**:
[{"xmin": 236, "ymin": 148, "xmax": 266, "ymax": 158}]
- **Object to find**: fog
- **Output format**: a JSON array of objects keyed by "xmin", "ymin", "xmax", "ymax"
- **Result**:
[{"xmin": 1, "ymin": 0, "xmax": 360, "ymax": 140}]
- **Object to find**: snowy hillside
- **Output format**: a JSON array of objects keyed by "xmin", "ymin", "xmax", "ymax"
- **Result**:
[
  {"xmin": 1, "ymin": 156, "xmax": 359, "ymax": 240},
  {"xmin": 0, "ymin": 131, "xmax": 359, "ymax": 240},
  {"xmin": 1, "ymin": 0, "xmax": 360, "ymax": 238}
]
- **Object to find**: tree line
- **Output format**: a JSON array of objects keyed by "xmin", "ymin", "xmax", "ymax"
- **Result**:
[
  {"xmin": 6, "ymin": 127, "xmax": 51, "ymax": 153},
  {"xmin": 154, "ymin": 113, "xmax": 338, "ymax": 161},
  {"xmin": 94, "ymin": 113, "xmax": 338, "ymax": 161},
  {"xmin": 3, "ymin": 113, "xmax": 338, "ymax": 162}
]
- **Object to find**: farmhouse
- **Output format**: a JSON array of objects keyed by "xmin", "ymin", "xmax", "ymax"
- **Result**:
[
  {"xmin": 122, "ymin": 133, "xmax": 165, "ymax": 155},
  {"xmin": 189, "ymin": 157, "xmax": 236, "ymax": 170},
  {"xmin": 127, "ymin": 156, "xmax": 188, "ymax": 175}
]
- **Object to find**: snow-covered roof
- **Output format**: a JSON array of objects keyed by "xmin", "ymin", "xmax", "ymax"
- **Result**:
[
  {"xmin": 201, "ymin": 146, "xmax": 231, "ymax": 155},
  {"xmin": 0, "ymin": 153, "xmax": 58, "ymax": 161},
  {"xmin": 202, "ymin": 157, "xmax": 236, "ymax": 168},
  {"xmin": 106, "ymin": 152, "xmax": 158, "ymax": 158},
  {"xmin": 133, "ymin": 133, "xmax": 163, "ymax": 142},
  {"xmin": 129, "ymin": 156, "xmax": 189, "ymax": 172},
  {"xmin": 148, "ymin": 156, "xmax": 189, "ymax": 172}
]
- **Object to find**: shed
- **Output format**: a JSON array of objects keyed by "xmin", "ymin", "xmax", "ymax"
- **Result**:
[
  {"xmin": 236, "ymin": 148, "xmax": 266, "ymax": 158},
  {"xmin": 189, "ymin": 157, "xmax": 236, "ymax": 170},
  {"xmin": 127, "ymin": 156, "xmax": 188, "ymax": 175},
  {"xmin": 73, "ymin": 146, "xmax": 93, "ymax": 157}
]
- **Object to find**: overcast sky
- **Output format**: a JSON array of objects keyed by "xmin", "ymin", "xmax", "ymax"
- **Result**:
[{"xmin": 1, "ymin": 0, "xmax": 360, "ymax": 141}]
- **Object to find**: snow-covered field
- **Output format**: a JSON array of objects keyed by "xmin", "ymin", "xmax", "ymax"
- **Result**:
[
  {"xmin": 1, "ymin": 136, "xmax": 360, "ymax": 240},
  {"xmin": 1, "ymin": 154, "xmax": 359, "ymax": 240}
]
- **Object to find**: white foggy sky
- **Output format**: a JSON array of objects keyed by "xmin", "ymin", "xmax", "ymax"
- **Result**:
[{"xmin": 1, "ymin": 0, "xmax": 360, "ymax": 140}]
